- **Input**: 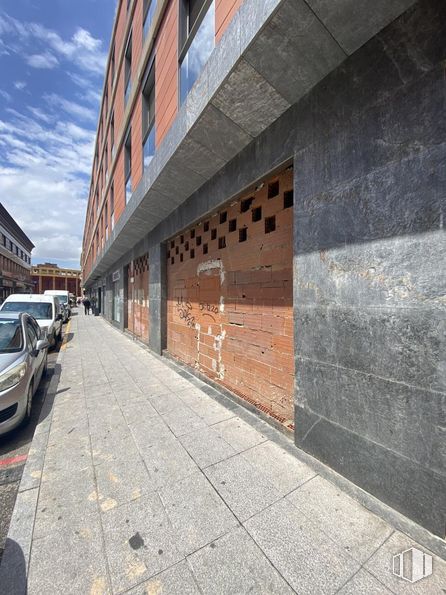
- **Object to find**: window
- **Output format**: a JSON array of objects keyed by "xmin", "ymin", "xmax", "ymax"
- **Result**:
[
  {"xmin": 26, "ymin": 320, "xmax": 38, "ymax": 350},
  {"xmin": 105, "ymin": 202, "xmax": 109, "ymax": 241},
  {"xmin": 104, "ymin": 143, "xmax": 108, "ymax": 178},
  {"xmin": 124, "ymin": 32, "xmax": 132, "ymax": 106},
  {"xmin": 179, "ymin": 0, "xmax": 215, "ymax": 104},
  {"xmin": 104, "ymin": 87, "xmax": 108, "ymax": 117},
  {"xmin": 143, "ymin": 0, "xmax": 157, "ymax": 39},
  {"xmin": 142, "ymin": 57, "xmax": 155, "ymax": 170},
  {"xmin": 110, "ymin": 112, "xmax": 115, "ymax": 155},
  {"xmin": 124, "ymin": 128, "xmax": 132, "ymax": 204},
  {"xmin": 111, "ymin": 44, "xmax": 116, "ymax": 82},
  {"xmin": 110, "ymin": 183, "xmax": 115, "ymax": 230}
]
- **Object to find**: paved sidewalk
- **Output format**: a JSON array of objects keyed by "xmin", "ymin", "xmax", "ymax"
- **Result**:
[{"xmin": 0, "ymin": 312, "xmax": 445, "ymax": 594}]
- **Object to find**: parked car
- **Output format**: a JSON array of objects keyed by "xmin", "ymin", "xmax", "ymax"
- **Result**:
[
  {"xmin": 44, "ymin": 290, "xmax": 71, "ymax": 323},
  {"xmin": 0, "ymin": 294, "xmax": 63, "ymax": 348},
  {"xmin": 0, "ymin": 312, "xmax": 49, "ymax": 436}
]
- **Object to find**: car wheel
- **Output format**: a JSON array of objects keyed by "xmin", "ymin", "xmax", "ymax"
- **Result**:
[{"xmin": 23, "ymin": 381, "xmax": 34, "ymax": 425}]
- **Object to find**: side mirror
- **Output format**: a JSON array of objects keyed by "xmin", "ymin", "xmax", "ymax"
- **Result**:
[
  {"xmin": 36, "ymin": 339, "xmax": 49, "ymax": 351},
  {"xmin": 56, "ymin": 314, "xmax": 63, "ymax": 321}
]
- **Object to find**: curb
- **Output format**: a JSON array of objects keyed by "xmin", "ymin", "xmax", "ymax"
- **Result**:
[{"xmin": 0, "ymin": 344, "xmax": 65, "ymax": 592}]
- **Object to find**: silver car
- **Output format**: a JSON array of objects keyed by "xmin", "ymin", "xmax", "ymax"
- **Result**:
[{"xmin": 0, "ymin": 313, "xmax": 49, "ymax": 436}]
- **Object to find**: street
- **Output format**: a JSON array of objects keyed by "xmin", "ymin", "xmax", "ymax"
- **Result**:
[{"xmin": 0, "ymin": 315, "xmax": 71, "ymax": 564}]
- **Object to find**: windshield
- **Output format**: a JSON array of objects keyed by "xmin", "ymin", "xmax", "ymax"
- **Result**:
[
  {"xmin": 2, "ymin": 302, "xmax": 53, "ymax": 320},
  {"xmin": 0, "ymin": 319, "xmax": 23, "ymax": 353},
  {"xmin": 57, "ymin": 296, "xmax": 68, "ymax": 304}
]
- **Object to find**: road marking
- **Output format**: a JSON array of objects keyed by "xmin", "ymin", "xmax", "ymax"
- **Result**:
[
  {"xmin": 61, "ymin": 319, "xmax": 72, "ymax": 351},
  {"xmin": 0, "ymin": 453, "xmax": 27, "ymax": 467}
]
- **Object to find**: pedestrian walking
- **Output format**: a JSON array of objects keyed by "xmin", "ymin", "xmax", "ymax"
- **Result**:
[{"xmin": 83, "ymin": 296, "xmax": 91, "ymax": 315}]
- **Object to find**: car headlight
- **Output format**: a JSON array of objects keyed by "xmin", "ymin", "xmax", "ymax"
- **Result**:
[{"xmin": 0, "ymin": 363, "xmax": 27, "ymax": 392}]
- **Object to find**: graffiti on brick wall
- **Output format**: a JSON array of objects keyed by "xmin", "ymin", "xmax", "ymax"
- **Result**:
[
  {"xmin": 175, "ymin": 297, "xmax": 196, "ymax": 328},
  {"xmin": 199, "ymin": 302, "xmax": 219, "ymax": 322}
]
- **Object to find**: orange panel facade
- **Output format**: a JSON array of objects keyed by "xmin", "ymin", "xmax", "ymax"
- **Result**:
[
  {"xmin": 216, "ymin": 0, "xmax": 243, "ymax": 41},
  {"xmin": 167, "ymin": 168, "xmax": 294, "ymax": 427}
]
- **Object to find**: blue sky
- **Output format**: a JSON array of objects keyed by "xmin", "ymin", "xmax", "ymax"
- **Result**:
[{"xmin": 0, "ymin": 0, "xmax": 115, "ymax": 268}]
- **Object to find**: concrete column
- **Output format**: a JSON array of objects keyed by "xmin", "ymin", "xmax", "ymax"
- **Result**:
[{"xmin": 148, "ymin": 242, "xmax": 167, "ymax": 355}]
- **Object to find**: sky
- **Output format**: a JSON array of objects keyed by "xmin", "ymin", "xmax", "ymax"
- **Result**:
[{"xmin": 0, "ymin": 0, "xmax": 115, "ymax": 269}]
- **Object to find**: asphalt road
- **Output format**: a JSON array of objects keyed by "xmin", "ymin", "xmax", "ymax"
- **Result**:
[{"xmin": 0, "ymin": 317, "xmax": 71, "ymax": 564}]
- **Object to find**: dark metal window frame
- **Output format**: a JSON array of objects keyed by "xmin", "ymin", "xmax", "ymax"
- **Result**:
[
  {"xmin": 142, "ymin": 52, "xmax": 156, "ymax": 147},
  {"xmin": 178, "ymin": 0, "xmax": 213, "ymax": 64},
  {"xmin": 124, "ymin": 127, "xmax": 132, "ymax": 184},
  {"xmin": 124, "ymin": 30, "xmax": 133, "ymax": 98}
]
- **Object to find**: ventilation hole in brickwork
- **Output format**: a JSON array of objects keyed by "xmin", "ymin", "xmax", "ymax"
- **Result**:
[
  {"xmin": 185, "ymin": 241, "xmax": 189, "ymax": 251},
  {"xmin": 180, "ymin": 253, "xmax": 184, "ymax": 262},
  {"xmin": 175, "ymin": 246, "xmax": 179, "ymax": 255},
  {"xmin": 203, "ymin": 221, "xmax": 209, "ymax": 232},
  {"xmin": 171, "ymin": 257, "xmax": 174, "ymax": 265},
  {"xmin": 180, "ymin": 235, "xmax": 184, "ymax": 244},
  {"xmin": 218, "ymin": 237, "xmax": 226, "ymax": 249},
  {"xmin": 170, "ymin": 241, "xmax": 174, "ymax": 249},
  {"xmin": 265, "ymin": 216, "xmax": 276, "ymax": 234},
  {"xmin": 228, "ymin": 219, "xmax": 237, "ymax": 232},
  {"xmin": 220, "ymin": 211, "xmax": 227, "ymax": 224},
  {"xmin": 190, "ymin": 249, "xmax": 195, "ymax": 259},
  {"xmin": 240, "ymin": 197, "xmax": 254, "ymax": 213},
  {"xmin": 211, "ymin": 229, "xmax": 217, "ymax": 240},
  {"xmin": 268, "ymin": 180, "xmax": 279, "ymax": 198},
  {"xmin": 252, "ymin": 206, "xmax": 262, "ymax": 222},
  {"xmin": 203, "ymin": 244, "xmax": 208, "ymax": 255},
  {"xmin": 284, "ymin": 190, "xmax": 294, "ymax": 209},
  {"xmin": 239, "ymin": 228, "xmax": 247, "ymax": 243},
  {"xmin": 190, "ymin": 229, "xmax": 195, "ymax": 239},
  {"xmin": 196, "ymin": 236, "xmax": 202, "ymax": 246}
]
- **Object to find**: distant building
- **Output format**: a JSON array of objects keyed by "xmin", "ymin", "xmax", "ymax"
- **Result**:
[
  {"xmin": 0, "ymin": 203, "xmax": 34, "ymax": 301},
  {"xmin": 32, "ymin": 263, "xmax": 81, "ymax": 296}
]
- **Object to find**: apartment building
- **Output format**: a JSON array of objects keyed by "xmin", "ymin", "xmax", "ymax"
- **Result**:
[
  {"xmin": 0, "ymin": 203, "xmax": 34, "ymax": 301},
  {"xmin": 31, "ymin": 263, "xmax": 81, "ymax": 296},
  {"xmin": 82, "ymin": 0, "xmax": 445, "ymax": 538}
]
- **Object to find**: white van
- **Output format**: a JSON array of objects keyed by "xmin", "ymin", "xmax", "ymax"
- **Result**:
[
  {"xmin": 44, "ymin": 290, "xmax": 71, "ymax": 322},
  {"xmin": 0, "ymin": 294, "xmax": 63, "ymax": 348}
]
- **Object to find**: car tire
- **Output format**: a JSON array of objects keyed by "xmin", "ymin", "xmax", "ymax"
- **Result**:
[{"xmin": 23, "ymin": 381, "xmax": 34, "ymax": 426}]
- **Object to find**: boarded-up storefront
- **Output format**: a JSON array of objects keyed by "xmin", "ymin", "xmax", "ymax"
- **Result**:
[
  {"xmin": 126, "ymin": 254, "xmax": 149, "ymax": 343},
  {"xmin": 167, "ymin": 168, "xmax": 294, "ymax": 428}
]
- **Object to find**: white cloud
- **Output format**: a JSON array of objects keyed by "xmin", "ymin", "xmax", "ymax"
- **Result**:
[
  {"xmin": 0, "ymin": 89, "xmax": 11, "ymax": 102},
  {"xmin": 14, "ymin": 80, "xmax": 26, "ymax": 90},
  {"xmin": 26, "ymin": 52, "xmax": 59, "ymax": 69},
  {"xmin": 44, "ymin": 93, "xmax": 96, "ymax": 122},
  {"xmin": 0, "ymin": 108, "xmax": 96, "ymax": 265},
  {"xmin": 27, "ymin": 106, "xmax": 52, "ymax": 123},
  {"xmin": 0, "ymin": 12, "xmax": 107, "ymax": 75}
]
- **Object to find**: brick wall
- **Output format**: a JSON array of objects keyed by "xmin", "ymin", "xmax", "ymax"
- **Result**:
[{"xmin": 167, "ymin": 167, "xmax": 294, "ymax": 427}]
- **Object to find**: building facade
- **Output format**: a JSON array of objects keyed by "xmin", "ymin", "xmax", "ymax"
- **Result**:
[
  {"xmin": 82, "ymin": 0, "xmax": 446, "ymax": 538},
  {"xmin": 0, "ymin": 203, "xmax": 34, "ymax": 301},
  {"xmin": 31, "ymin": 263, "xmax": 82, "ymax": 296}
]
